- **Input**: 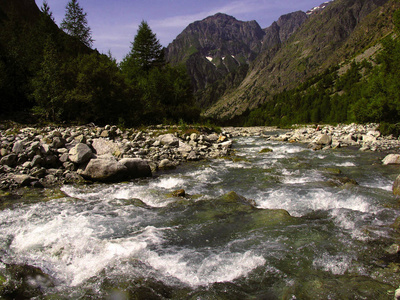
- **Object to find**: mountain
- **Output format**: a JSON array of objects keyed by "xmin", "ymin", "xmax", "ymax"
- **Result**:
[
  {"xmin": 166, "ymin": 11, "xmax": 308, "ymax": 109},
  {"xmin": 204, "ymin": 0, "xmax": 395, "ymax": 120},
  {"xmin": 165, "ymin": 13, "xmax": 265, "ymax": 107}
]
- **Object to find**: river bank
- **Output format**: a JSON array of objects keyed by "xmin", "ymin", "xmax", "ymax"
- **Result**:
[
  {"xmin": 1, "ymin": 123, "xmax": 400, "ymax": 191},
  {"xmin": 0, "ymin": 124, "xmax": 233, "ymax": 190}
]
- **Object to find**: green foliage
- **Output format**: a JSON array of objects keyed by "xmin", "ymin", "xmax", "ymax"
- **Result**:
[
  {"xmin": 121, "ymin": 21, "xmax": 164, "ymax": 74},
  {"xmin": 245, "ymin": 10, "xmax": 400, "ymax": 128},
  {"xmin": 60, "ymin": 0, "xmax": 93, "ymax": 48},
  {"xmin": 31, "ymin": 38, "xmax": 65, "ymax": 122},
  {"xmin": 121, "ymin": 21, "xmax": 200, "ymax": 125}
]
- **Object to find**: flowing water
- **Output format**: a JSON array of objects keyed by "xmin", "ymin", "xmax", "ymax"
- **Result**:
[{"xmin": 1, "ymin": 134, "xmax": 400, "ymax": 299}]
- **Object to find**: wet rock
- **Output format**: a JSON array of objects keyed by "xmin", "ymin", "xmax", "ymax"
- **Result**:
[
  {"xmin": 172, "ymin": 189, "xmax": 186, "ymax": 197},
  {"xmin": 393, "ymin": 175, "xmax": 400, "ymax": 196},
  {"xmin": 119, "ymin": 158, "xmax": 152, "ymax": 179},
  {"xmin": 158, "ymin": 159, "xmax": 176, "ymax": 170},
  {"xmin": 259, "ymin": 148, "xmax": 273, "ymax": 154},
  {"xmin": 0, "ymin": 263, "xmax": 54, "ymax": 299},
  {"xmin": 382, "ymin": 154, "xmax": 400, "ymax": 165},
  {"xmin": 68, "ymin": 143, "xmax": 92, "ymax": 164}
]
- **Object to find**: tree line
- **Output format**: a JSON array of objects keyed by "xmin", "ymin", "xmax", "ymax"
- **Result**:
[{"xmin": 0, "ymin": 0, "xmax": 199, "ymax": 126}]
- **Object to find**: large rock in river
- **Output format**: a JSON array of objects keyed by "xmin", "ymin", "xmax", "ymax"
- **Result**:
[
  {"xmin": 81, "ymin": 155, "xmax": 151, "ymax": 182},
  {"xmin": 382, "ymin": 154, "xmax": 400, "ymax": 165}
]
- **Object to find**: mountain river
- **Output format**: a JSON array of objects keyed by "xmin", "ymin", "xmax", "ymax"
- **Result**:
[{"xmin": 1, "ymin": 132, "xmax": 400, "ymax": 299}]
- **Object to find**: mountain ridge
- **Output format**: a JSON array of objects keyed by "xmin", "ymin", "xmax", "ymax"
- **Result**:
[{"xmin": 203, "ymin": 0, "xmax": 395, "ymax": 120}]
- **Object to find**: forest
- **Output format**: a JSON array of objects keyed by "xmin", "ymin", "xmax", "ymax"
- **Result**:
[
  {"xmin": 0, "ymin": 0, "xmax": 200, "ymax": 126},
  {"xmin": 1, "ymin": 0, "xmax": 400, "ymax": 132},
  {"xmin": 244, "ymin": 10, "xmax": 400, "ymax": 135}
]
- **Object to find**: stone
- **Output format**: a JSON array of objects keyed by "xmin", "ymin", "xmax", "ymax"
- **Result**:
[
  {"xmin": 393, "ymin": 175, "xmax": 400, "ymax": 196},
  {"xmin": 52, "ymin": 137, "xmax": 65, "ymax": 149},
  {"xmin": 13, "ymin": 175, "xmax": 37, "ymax": 187},
  {"xmin": 190, "ymin": 133, "xmax": 198, "ymax": 141},
  {"xmin": 158, "ymin": 159, "xmax": 176, "ymax": 169},
  {"xmin": 12, "ymin": 141, "xmax": 25, "ymax": 154},
  {"xmin": 316, "ymin": 134, "xmax": 332, "ymax": 145},
  {"xmin": 81, "ymin": 156, "xmax": 127, "ymax": 182},
  {"xmin": 68, "ymin": 143, "xmax": 92, "ymax": 164},
  {"xmin": 158, "ymin": 134, "xmax": 179, "ymax": 147},
  {"xmin": 172, "ymin": 189, "xmax": 186, "ymax": 197},
  {"xmin": 92, "ymin": 138, "xmax": 121, "ymax": 156},
  {"xmin": 205, "ymin": 133, "xmax": 219, "ymax": 143},
  {"xmin": 119, "ymin": 158, "xmax": 152, "ymax": 179},
  {"xmin": 0, "ymin": 153, "xmax": 17, "ymax": 167},
  {"xmin": 382, "ymin": 154, "xmax": 400, "ymax": 165},
  {"xmin": 259, "ymin": 148, "xmax": 273, "ymax": 154}
]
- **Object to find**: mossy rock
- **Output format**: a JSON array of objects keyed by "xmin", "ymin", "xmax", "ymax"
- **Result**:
[
  {"xmin": 323, "ymin": 167, "xmax": 342, "ymax": 175},
  {"xmin": 259, "ymin": 148, "xmax": 273, "ymax": 154}
]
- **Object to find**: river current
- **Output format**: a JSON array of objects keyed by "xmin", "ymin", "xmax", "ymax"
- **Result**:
[{"xmin": 1, "ymin": 134, "xmax": 400, "ymax": 299}]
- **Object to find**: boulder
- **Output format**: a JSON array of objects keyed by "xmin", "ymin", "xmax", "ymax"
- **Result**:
[
  {"xmin": 382, "ymin": 154, "xmax": 400, "ymax": 165},
  {"xmin": 82, "ymin": 156, "xmax": 152, "ymax": 182},
  {"xmin": 316, "ymin": 134, "xmax": 332, "ymax": 145},
  {"xmin": 0, "ymin": 153, "xmax": 17, "ymax": 167},
  {"xmin": 92, "ymin": 138, "xmax": 121, "ymax": 156},
  {"xmin": 158, "ymin": 159, "xmax": 176, "ymax": 170},
  {"xmin": 68, "ymin": 143, "xmax": 92, "ymax": 164},
  {"xmin": 81, "ymin": 155, "xmax": 127, "ymax": 182},
  {"xmin": 158, "ymin": 134, "xmax": 179, "ymax": 147},
  {"xmin": 12, "ymin": 175, "xmax": 37, "ymax": 187},
  {"xmin": 119, "ymin": 158, "xmax": 152, "ymax": 178},
  {"xmin": 12, "ymin": 141, "xmax": 25, "ymax": 154}
]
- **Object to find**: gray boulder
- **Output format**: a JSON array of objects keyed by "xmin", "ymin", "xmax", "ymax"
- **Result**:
[
  {"xmin": 158, "ymin": 134, "xmax": 179, "ymax": 147},
  {"xmin": 92, "ymin": 138, "xmax": 121, "ymax": 156},
  {"xmin": 119, "ymin": 158, "xmax": 152, "ymax": 178},
  {"xmin": 81, "ymin": 155, "xmax": 152, "ymax": 182},
  {"xmin": 12, "ymin": 141, "xmax": 25, "ymax": 154},
  {"xmin": 81, "ymin": 155, "xmax": 127, "ymax": 182},
  {"xmin": 69, "ymin": 143, "xmax": 92, "ymax": 164}
]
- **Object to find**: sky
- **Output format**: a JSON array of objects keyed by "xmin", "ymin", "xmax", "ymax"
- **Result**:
[{"xmin": 41, "ymin": 0, "xmax": 327, "ymax": 61}]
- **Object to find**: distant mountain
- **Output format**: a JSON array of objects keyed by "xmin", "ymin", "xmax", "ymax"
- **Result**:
[
  {"xmin": 204, "ymin": 0, "xmax": 394, "ymax": 120},
  {"xmin": 166, "ymin": 11, "xmax": 308, "ymax": 109}
]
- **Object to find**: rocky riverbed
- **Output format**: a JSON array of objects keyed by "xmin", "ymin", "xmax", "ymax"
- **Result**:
[
  {"xmin": 223, "ymin": 123, "xmax": 400, "ymax": 151},
  {"xmin": 0, "ymin": 124, "xmax": 233, "ymax": 190}
]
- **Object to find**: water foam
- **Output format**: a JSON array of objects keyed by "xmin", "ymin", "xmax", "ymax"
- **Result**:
[{"xmin": 146, "ymin": 249, "xmax": 265, "ymax": 287}]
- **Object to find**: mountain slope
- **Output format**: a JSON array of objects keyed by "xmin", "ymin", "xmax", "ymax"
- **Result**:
[
  {"xmin": 204, "ymin": 0, "xmax": 394, "ymax": 120},
  {"xmin": 166, "ymin": 11, "xmax": 308, "ymax": 109}
]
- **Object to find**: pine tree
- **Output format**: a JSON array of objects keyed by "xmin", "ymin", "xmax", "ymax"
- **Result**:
[
  {"xmin": 60, "ymin": 0, "xmax": 93, "ymax": 48},
  {"xmin": 40, "ymin": 0, "xmax": 54, "ymax": 21},
  {"xmin": 122, "ymin": 21, "xmax": 164, "ymax": 74}
]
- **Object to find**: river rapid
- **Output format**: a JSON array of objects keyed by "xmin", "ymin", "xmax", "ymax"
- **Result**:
[{"xmin": 1, "ymin": 132, "xmax": 400, "ymax": 299}]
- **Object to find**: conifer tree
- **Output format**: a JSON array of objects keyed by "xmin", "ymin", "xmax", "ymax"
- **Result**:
[
  {"xmin": 61, "ymin": 0, "xmax": 93, "ymax": 48},
  {"xmin": 122, "ymin": 21, "xmax": 164, "ymax": 74},
  {"xmin": 40, "ymin": 0, "xmax": 54, "ymax": 20}
]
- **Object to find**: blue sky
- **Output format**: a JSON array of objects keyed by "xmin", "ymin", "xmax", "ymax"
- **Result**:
[{"xmin": 42, "ymin": 0, "xmax": 327, "ymax": 61}]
